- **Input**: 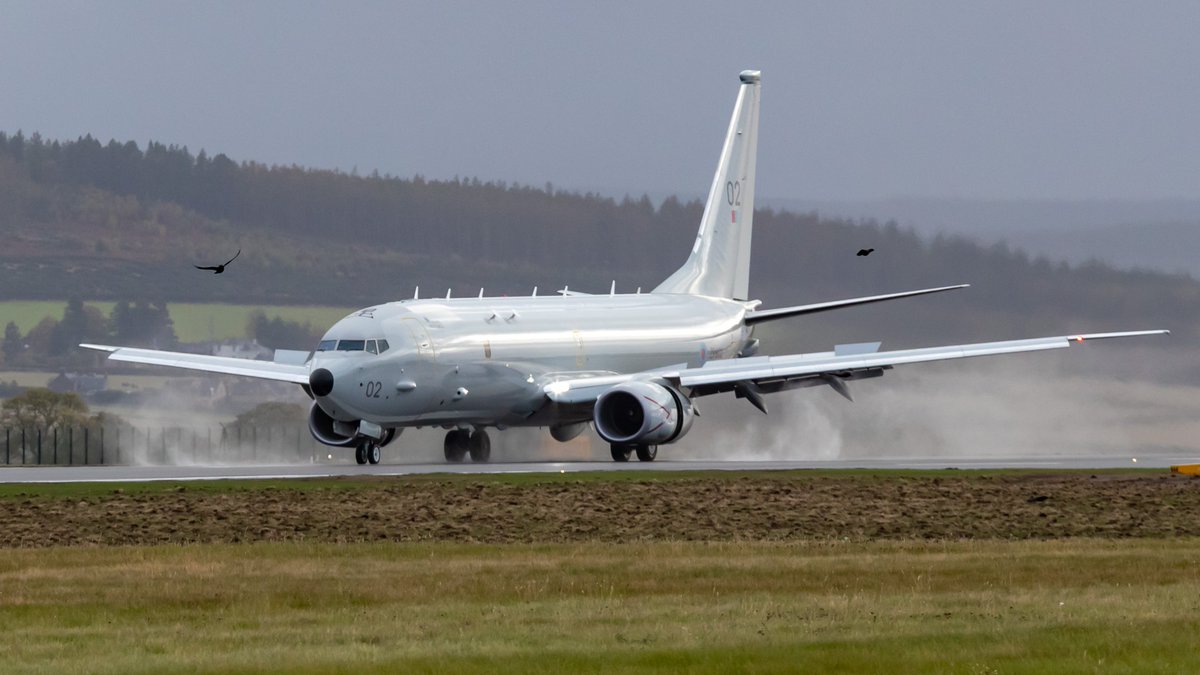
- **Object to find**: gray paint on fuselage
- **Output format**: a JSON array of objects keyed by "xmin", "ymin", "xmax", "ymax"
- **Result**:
[{"xmin": 312, "ymin": 293, "xmax": 749, "ymax": 429}]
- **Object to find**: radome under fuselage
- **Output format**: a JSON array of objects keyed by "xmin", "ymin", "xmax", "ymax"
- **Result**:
[{"xmin": 311, "ymin": 293, "xmax": 750, "ymax": 429}]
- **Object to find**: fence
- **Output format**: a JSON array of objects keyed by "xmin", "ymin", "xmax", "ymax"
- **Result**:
[{"xmin": 0, "ymin": 424, "xmax": 333, "ymax": 465}]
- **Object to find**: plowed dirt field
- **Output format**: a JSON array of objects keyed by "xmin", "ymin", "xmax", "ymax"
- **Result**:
[{"xmin": 2, "ymin": 472, "xmax": 1198, "ymax": 548}]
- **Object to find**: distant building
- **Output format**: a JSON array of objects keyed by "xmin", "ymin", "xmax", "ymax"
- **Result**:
[
  {"xmin": 162, "ymin": 377, "xmax": 228, "ymax": 402},
  {"xmin": 210, "ymin": 339, "xmax": 272, "ymax": 361},
  {"xmin": 48, "ymin": 372, "xmax": 108, "ymax": 396}
]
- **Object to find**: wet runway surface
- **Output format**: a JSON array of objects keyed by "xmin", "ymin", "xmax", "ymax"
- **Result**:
[{"xmin": 0, "ymin": 454, "xmax": 1194, "ymax": 483}]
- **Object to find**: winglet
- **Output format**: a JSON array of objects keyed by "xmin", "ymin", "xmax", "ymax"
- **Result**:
[{"xmin": 79, "ymin": 343, "xmax": 120, "ymax": 353}]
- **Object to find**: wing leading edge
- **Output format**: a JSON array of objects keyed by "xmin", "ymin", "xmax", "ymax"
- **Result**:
[
  {"xmin": 543, "ymin": 330, "xmax": 1169, "ymax": 406},
  {"xmin": 79, "ymin": 344, "xmax": 310, "ymax": 384}
]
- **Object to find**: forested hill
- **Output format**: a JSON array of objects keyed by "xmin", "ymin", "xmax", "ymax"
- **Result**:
[{"xmin": 0, "ymin": 131, "xmax": 1194, "ymax": 373}]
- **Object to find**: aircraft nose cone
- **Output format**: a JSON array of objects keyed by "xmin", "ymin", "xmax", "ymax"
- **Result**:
[{"xmin": 309, "ymin": 368, "xmax": 334, "ymax": 397}]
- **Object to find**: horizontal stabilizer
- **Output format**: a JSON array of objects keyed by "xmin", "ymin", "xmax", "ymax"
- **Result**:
[
  {"xmin": 834, "ymin": 342, "xmax": 882, "ymax": 356},
  {"xmin": 745, "ymin": 284, "xmax": 969, "ymax": 325},
  {"xmin": 273, "ymin": 349, "xmax": 311, "ymax": 366}
]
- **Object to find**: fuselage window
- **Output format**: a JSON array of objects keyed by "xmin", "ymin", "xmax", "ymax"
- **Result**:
[
  {"xmin": 316, "ymin": 339, "xmax": 337, "ymax": 351},
  {"xmin": 366, "ymin": 340, "xmax": 378, "ymax": 354},
  {"xmin": 336, "ymin": 340, "xmax": 366, "ymax": 351},
  {"xmin": 377, "ymin": 339, "xmax": 390, "ymax": 353}
]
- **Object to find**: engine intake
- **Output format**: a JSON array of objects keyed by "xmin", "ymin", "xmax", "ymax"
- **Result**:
[
  {"xmin": 307, "ymin": 403, "xmax": 358, "ymax": 447},
  {"xmin": 593, "ymin": 381, "xmax": 694, "ymax": 445}
]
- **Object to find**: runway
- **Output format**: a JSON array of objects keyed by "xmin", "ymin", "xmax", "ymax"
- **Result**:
[{"xmin": 0, "ymin": 453, "xmax": 1193, "ymax": 483}]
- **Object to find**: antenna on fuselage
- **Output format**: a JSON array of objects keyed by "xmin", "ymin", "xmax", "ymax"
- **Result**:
[
  {"xmin": 532, "ymin": 286, "xmax": 538, "ymax": 297},
  {"xmin": 478, "ymin": 288, "xmax": 484, "ymax": 299},
  {"xmin": 446, "ymin": 288, "xmax": 452, "ymax": 299},
  {"xmin": 413, "ymin": 286, "xmax": 420, "ymax": 300},
  {"xmin": 610, "ymin": 280, "xmax": 616, "ymax": 296}
]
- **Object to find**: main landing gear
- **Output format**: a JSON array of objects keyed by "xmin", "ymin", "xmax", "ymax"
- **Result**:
[
  {"xmin": 354, "ymin": 439, "xmax": 382, "ymax": 465},
  {"xmin": 443, "ymin": 429, "xmax": 491, "ymax": 463},
  {"xmin": 610, "ymin": 443, "xmax": 657, "ymax": 462}
]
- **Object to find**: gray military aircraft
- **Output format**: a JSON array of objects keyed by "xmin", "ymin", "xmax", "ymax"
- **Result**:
[{"xmin": 83, "ymin": 70, "xmax": 1168, "ymax": 465}]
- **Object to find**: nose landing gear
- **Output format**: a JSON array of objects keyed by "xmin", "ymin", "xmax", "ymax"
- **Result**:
[{"xmin": 443, "ymin": 429, "xmax": 491, "ymax": 463}]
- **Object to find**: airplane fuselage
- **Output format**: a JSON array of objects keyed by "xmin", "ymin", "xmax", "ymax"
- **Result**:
[
  {"xmin": 81, "ymin": 69, "xmax": 1169, "ymax": 466},
  {"xmin": 311, "ymin": 294, "xmax": 751, "ymax": 429}
]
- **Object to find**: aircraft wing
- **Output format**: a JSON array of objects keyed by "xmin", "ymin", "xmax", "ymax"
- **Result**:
[
  {"xmin": 79, "ymin": 344, "xmax": 311, "ymax": 384},
  {"xmin": 543, "ymin": 330, "xmax": 1169, "ymax": 407}
]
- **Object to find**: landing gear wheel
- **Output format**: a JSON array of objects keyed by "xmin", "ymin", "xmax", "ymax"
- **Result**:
[
  {"xmin": 610, "ymin": 444, "xmax": 633, "ymax": 462},
  {"xmin": 635, "ymin": 444, "xmax": 657, "ymax": 462},
  {"xmin": 468, "ymin": 430, "xmax": 491, "ymax": 463},
  {"xmin": 367, "ymin": 442, "xmax": 382, "ymax": 465},
  {"xmin": 354, "ymin": 443, "xmax": 368, "ymax": 465},
  {"xmin": 443, "ymin": 430, "xmax": 469, "ymax": 462}
]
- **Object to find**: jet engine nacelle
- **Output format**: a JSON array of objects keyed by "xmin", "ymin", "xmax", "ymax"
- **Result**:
[
  {"xmin": 593, "ymin": 381, "xmax": 695, "ymax": 446},
  {"xmin": 307, "ymin": 403, "xmax": 358, "ymax": 447}
]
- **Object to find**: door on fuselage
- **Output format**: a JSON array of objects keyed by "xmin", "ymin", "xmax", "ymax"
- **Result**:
[{"xmin": 396, "ymin": 317, "xmax": 439, "ymax": 419}]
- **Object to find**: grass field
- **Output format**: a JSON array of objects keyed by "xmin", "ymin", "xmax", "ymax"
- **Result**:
[
  {"xmin": 2, "ymin": 472, "xmax": 1197, "ymax": 672},
  {"xmin": 0, "ymin": 300, "xmax": 354, "ymax": 342},
  {"xmin": 0, "ymin": 538, "xmax": 1197, "ymax": 673}
]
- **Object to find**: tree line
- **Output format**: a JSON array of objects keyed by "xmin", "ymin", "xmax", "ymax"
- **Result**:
[
  {"xmin": 1, "ymin": 300, "xmax": 318, "ymax": 370},
  {"xmin": 0, "ymin": 130, "xmax": 1194, "ymax": 368}
]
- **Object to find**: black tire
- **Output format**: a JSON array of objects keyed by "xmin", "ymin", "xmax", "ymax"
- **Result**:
[
  {"xmin": 354, "ymin": 443, "xmax": 368, "ymax": 465},
  {"xmin": 367, "ymin": 442, "xmax": 382, "ymax": 465},
  {"xmin": 468, "ymin": 430, "xmax": 491, "ymax": 463},
  {"xmin": 635, "ymin": 444, "xmax": 657, "ymax": 462},
  {"xmin": 610, "ymin": 444, "xmax": 632, "ymax": 462},
  {"xmin": 443, "ymin": 430, "xmax": 468, "ymax": 462}
]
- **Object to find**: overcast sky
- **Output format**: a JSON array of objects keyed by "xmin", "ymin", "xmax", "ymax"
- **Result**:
[{"xmin": 2, "ymin": 1, "xmax": 1197, "ymax": 201}]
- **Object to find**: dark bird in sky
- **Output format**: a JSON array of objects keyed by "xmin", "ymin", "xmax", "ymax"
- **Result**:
[
  {"xmin": 194, "ymin": 249, "xmax": 240, "ymax": 274},
  {"xmin": 856, "ymin": 248, "xmax": 875, "ymax": 257}
]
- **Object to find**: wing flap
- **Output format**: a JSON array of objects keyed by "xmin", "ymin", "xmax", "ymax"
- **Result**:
[{"xmin": 80, "ymin": 344, "xmax": 311, "ymax": 384}]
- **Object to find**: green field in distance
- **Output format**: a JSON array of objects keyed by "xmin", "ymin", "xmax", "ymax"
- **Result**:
[{"xmin": 0, "ymin": 301, "xmax": 355, "ymax": 342}]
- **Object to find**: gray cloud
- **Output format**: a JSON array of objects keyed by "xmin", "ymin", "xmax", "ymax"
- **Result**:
[{"xmin": 2, "ymin": 1, "xmax": 1198, "ymax": 201}]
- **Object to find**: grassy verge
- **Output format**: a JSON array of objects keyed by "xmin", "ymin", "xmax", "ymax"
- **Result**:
[{"xmin": 1, "ymin": 539, "xmax": 1198, "ymax": 674}]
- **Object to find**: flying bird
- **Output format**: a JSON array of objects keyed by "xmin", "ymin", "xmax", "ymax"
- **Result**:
[
  {"xmin": 194, "ymin": 249, "xmax": 240, "ymax": 274},
  {"xmin": 856, "ymin": 248, "xmax": 875, "ymax": 257}
]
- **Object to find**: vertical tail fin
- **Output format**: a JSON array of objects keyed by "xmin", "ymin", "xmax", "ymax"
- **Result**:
[{"xmin": 654, "ymin": 70, "xmax": 761, "ymax": 300}]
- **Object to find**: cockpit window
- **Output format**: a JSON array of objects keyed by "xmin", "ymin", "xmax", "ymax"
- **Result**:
[{"xmin": 318, "ymin": 338, "xmax": 389, "ymax": 353}]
